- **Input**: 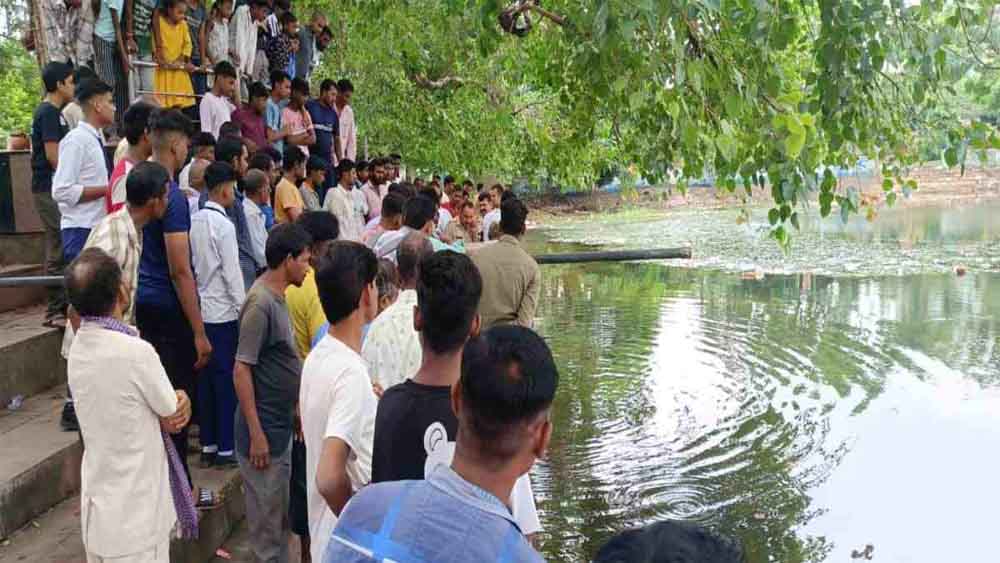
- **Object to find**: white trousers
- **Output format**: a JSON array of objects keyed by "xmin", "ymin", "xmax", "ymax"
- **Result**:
[{"xmin": 86, "ymin": 539, "xmax": 170, "ymax": 563}]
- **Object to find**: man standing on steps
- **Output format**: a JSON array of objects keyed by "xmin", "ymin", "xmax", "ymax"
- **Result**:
[
  {"xmin": 30, "ymin": 61, "xmax": 75, "ymax": 328},
  {"xmin": 136, "ymin": 109, "xmax": 217, "ymax": 508},
  {"xmin": 234, "ymin": 222, "xmax": 313, "ymax": 563},
  {"xmin": 369, "ymin": 251, "xmax": 542, "ymax": 542},
  {"xmin": 66, "ymin": 247, "xmax": 195, "ymax": 563},
  {"xmin": 51, "ymin": 77, "xmax": 113, "ymax": 433}
]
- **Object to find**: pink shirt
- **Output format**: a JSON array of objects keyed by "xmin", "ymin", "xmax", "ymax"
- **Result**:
[
  {"xmin": 199, "ymin": 92, "xmax": 235, "ymax": 139},
  {"xmin": 282, "ymin": 106, "xmax": 314, "ymax": 158},
  {"xmin": 335, "ymin": 104, "xmax": 356, "ymax": 162}
]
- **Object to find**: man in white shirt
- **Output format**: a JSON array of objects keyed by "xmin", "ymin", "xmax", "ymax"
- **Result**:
[
  {"xmin": 300, "ymin": 240, "xmax": 380, "ymax": 562},
  {"xmin": 52, "ymin": 77, "xmax": 115, "ymax": 264},
  {"xmin": 323, "ymin": 159, "xmax": 364, "ymax": 242},
  {"xmin": 190, "ymin": 162, "xmax": 246, "ymax": 467},
  {"xmin": 199, "ymin": 61, "xmax": 237, "ymax": 139},
  {"xmin": 242, "ymin": 169, "xmax": 270, "ymax": 274},
  {"xmin": 361, "ymin": 232, "xmax": 433, "ymax": 390},
  {"xmin": 65, "ymin": 247, "xmax": 192, "ymax": 563},
  {"xmin": 481, "ymin": 184, "xmax": 504, "ymax": 242},
  {"xmin": 230, "ymin": 0, "xmax": 268, "ymax": 89}
]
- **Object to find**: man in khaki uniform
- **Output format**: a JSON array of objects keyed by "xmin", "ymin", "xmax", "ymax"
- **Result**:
[{"xmin": 470, "ymin": 198, "xmax": 539, "ymax": 329}]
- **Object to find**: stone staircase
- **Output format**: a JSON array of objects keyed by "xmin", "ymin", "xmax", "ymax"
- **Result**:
[{"xmin": 0, "ymin": 305, "xmax": 246, "ymax": 561}]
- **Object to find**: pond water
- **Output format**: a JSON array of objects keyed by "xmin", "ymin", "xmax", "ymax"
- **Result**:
[{"xmin": 523, "ymin": 201, "xmax": 1000, "ymax": 562}]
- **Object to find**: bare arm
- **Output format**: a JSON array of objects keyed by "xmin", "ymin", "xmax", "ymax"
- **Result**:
[
  {"xmin": 199, "ymin": 18, "xmax": 208, "ymax": 65},
  {"xmin": 316, "ymin": 437, "xmax": 354, "ymax": 515},
  {"xmin": 110, "ymin": 9, "xmax": 130, "ymax": 72},
  {"xmin": 234, "ymin": 360, "xmax": 270, "ymax": 469},
  {"xmin": 334, "ymin": 136, "xmax": 343, "ymax": 163},
  {"xmin": 164, "ymin": 232, "xmax": 211, "ymax": 369},
  {"xmin": 79, "ymin": 186, "xmax": 109, "ymax": 201},
  {"xmin": 44, "ymin": 142, "xmax": 59, "ymax": 169},
  {"xmin": 285, "ymin": 205, "xmax": 302, "ymax": 223}
]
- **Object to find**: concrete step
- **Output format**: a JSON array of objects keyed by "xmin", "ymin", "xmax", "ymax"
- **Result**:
[
  {"xmin": 0, "ymin": 391, "xmax": 81, "ymax": 541},
  {"xmin": 0, "ymin": 306, "xmax": 66, "ymax": 409},
  {"xmin": 0, "ymin": 234, "xmax": 45, "ymax": 268},
  {"xmin": 0, "ymin": 264, "xmax": 47, "ymax": 314},
  {"xmin": 0, "ymin": 421, "xmax": 245, "ymax": 562}
]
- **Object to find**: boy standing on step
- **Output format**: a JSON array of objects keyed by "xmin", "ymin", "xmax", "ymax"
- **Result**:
[{"xmin": 190, "ymin": 162, "xmax": 246, "ymax": 468}]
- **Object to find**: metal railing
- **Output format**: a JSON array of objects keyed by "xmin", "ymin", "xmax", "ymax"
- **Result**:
[{"xmin": 0, "ymin": 248, "xmax": 692, "ymax": 288}]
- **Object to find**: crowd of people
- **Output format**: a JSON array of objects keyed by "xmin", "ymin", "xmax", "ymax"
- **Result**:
[{"xmin": 26, "ymin": 6, "xmax": 746, "ymax": 557}]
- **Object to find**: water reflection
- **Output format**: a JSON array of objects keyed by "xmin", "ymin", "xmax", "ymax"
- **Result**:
[{"xmin": 529, "ymin": 261, "xmax": 1000, "ymax": 562}]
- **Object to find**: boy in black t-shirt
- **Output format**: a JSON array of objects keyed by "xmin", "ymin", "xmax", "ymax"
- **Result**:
[
  {"xmin": 370, "ymin": 249, "xmax": 545, "ymax": 537},
  {"xmin": 30, "ymin": 61, "xmax": 76, "ymax": 328}
]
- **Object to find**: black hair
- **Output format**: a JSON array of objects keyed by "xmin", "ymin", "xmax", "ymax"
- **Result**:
[
  {"xmin": 250, "ymin": 0, "xmax": 268, "ymax": 8},
  {"xmin": 500, "ymin": 198, "xmax": 528, "ymax": 236},
  {"xmin": 249, "ymin": 81, "xmax": 269, "ymax": 100},
  {"xmin": 459, "ymin": 325, "xmax": 559, "ymax": 461},
  {"xmin": 121, "ymin": 102, "xmax": 155, "ymax": 145},
  {"xmin": 337, "ymin": 158, "xmax": 355, "ymax": 175},
  {"xmin": 319, "ymin": 78, "xmax": 337, "ymax": 94},
  {"xmin": 75, "ymin": 77, "xmax": 113, "ymax": 104},
  {"xmin": 463, "ymin": 179, "xmax": 474, "ymax": 187},
  {"xmin": 593, "ymin": 521, "xmax": 745, "ymax": 563},
  {"xmin": 320, "ymin": 25, "xmax": 333, "ymax": 38},
  {"xmin": 65, "ymin": 247, "xmax": 123, "ymax": 317},
  {"xmin": 403, "ymin": 195, "xmax": 437, "ymax": 230},
  {"xmin": 215, "ymin": 135, "xmax": 245, "ymax": 167},
  {"xmin": 443, "ymin": 175, "xmax": 455, "ymax": 186},
  {"xmin": 297, "ymin": 210, "xmax": 339, "ymax": 243},
  {"xmin": 205, "ymin": 161, "xmax": 238, "ymax": 192},
  {"xmin": 279, "ymin": 10, "xmax": 297, "ymax": 25},
  {"xmin": 265, "ymin": 222, "xmax": 312, "ymax": 269},
  {"xmin": 126, "ymin": 161, "xmax": 170, "ymax": 207},
  {"xmin": 42, "ymin": 61, "xmax": 74, "ymax": 93},
  {"xmin": 307, "ymin": 155, "xmax": 328, "ymax": 174},
  {"xmin": 283, "ymin": 145, "xmax": 306, "ymax": 171},
  {"xmin": 500, "ymin": 190, "xmax": 516, "ymax": 203},
  {"xmin": 389, "ymin": 153, "xmax": 401, "ymax": 162},
  {"xmin": 191, "ymin": 131, "xmax": 217, "ymax": 149},
  {"xmin": 148, "ymin": 108, "xmax": 192, "ymax": 141},
  {"xmin": 381, "ymin": 191, "xmax": 406, "ymax": 218},
  {"xmin": 397, "ymin": 231, "xmax": 433, "ymax": 286},
  {"xmin": 260, "ymin": 146, "xmax": 282, "ymax": 165},
  {"xmin": 72, "ymin": 66, "xmax": 97, "ymax": 88},
  {"xmin": 418, "ymin": 186, "xmax": 441, "ymax": 206},
  {"xmin": 388, "ymin": 182, "xmax": 415, "ymax": 201},
  {"xmin": 214, "ymin": 60, "xmax": 237, "ymax": 79},
  {"xmin": 219, "ymin": 121, "xmax": 241, "ymax": 139},
  {"xmin": 315, "ymin": 241, "xmax": 377, "ymax": 324},
  {"xmin": 478, "ymin": 192, "xmax": 491, "ymax": 202},
  {"xmin": 248, "ymin": 151, "xmax": 274, "ymax": 172},
  {"xmin": 162, "ymin": 0, "xmax": 183, "ymax": 11},
  {"xmin": 270, "ymin": 70, "xmax": 291, "ymax": 89},
  {"xmin": 291, "ymin": 77, "xmax": 309, "ymax": 96},
  {"xmin": 417, "ymin": 251, "xmax": 482, "ymax": 355},
  {"xmin": 356, "ymin": 160, "xmax": 369, "ymax": 172},
  {"xmin": 336, "ymin": 79, "xmax": 354, "ymax": 93}
]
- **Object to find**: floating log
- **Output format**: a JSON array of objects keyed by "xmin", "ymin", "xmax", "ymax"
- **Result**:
[
  {"xmin": 533, "ymin": 248, "xmax": 692, "ymax": 265},
  {"xmin": 0, "ymin": 248, "xmax": 693, "ymax": 288}
]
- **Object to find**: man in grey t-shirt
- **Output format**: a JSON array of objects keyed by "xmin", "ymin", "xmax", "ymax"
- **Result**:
[{"xmin": 234, "ymin": 222, "xmax": 313, "ymax": 563}]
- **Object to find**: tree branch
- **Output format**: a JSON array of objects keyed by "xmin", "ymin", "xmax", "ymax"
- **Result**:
[
  {"xmin": 525, "ymin": 4, "xmax": 566, "ymax": 27},
  {"xmin": 408, "ymin": 73, "xmax": 465, "ymax": 89}
]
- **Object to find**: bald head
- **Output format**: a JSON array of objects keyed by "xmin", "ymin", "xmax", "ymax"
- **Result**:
[
  {"xmin": 397, "ymin": 231, "xmax": 433, "ymax": 287},
  {"xmin": 65, "ymin": 247, "xmax": 123, "ymax": 318}
]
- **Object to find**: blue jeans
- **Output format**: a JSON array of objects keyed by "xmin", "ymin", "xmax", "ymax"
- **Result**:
[
  {"xmin": 61, "ymin": 227, "xmax": 91, "ymax": 263},
  {"xmin": 199, "ymin": 321, "xmax": 239, "ymax": 455}
]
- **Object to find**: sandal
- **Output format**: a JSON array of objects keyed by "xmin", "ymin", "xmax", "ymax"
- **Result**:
[{"xmin": 196, "ymin": 488, "xmax": 220, "ymax": 510}]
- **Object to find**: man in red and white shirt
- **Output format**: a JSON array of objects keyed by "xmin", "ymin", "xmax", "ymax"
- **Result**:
[{"xmin": 107, "ymin": 102, "xmax": 155, "ymax": 213}]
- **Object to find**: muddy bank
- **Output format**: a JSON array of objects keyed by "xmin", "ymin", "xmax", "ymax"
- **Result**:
[{"xmin": 524, "ymin": 165, "xmax": 1000, "ymax": 220}]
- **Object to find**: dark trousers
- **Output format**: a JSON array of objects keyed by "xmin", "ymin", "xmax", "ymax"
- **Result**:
[
  {"xmin": 32, "ymin": 192, "xmax": 66, "ymax": 317},
  {"xmin": 289, "ymin": 439, "xmax": 309, "ymax": 537},
  {"xmin": 137, "ymin": 302, "xmax": 198, "ymax": 487},
  {"xmin": 199, "ymin": 321, "xmax": 238, "ymax": 455},
  {"xmin": 60, "ymin": 227, "xmax": 91, "ymax": 264}
]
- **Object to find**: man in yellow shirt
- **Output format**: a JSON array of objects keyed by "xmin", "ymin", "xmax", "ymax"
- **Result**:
[
  {"xmin": 285, "ymin": 211, "xmax": 339, "ymax": 358},
  {"xmin": 274, "ymin": 145, "xmax": 306, "ymax": 224}
]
